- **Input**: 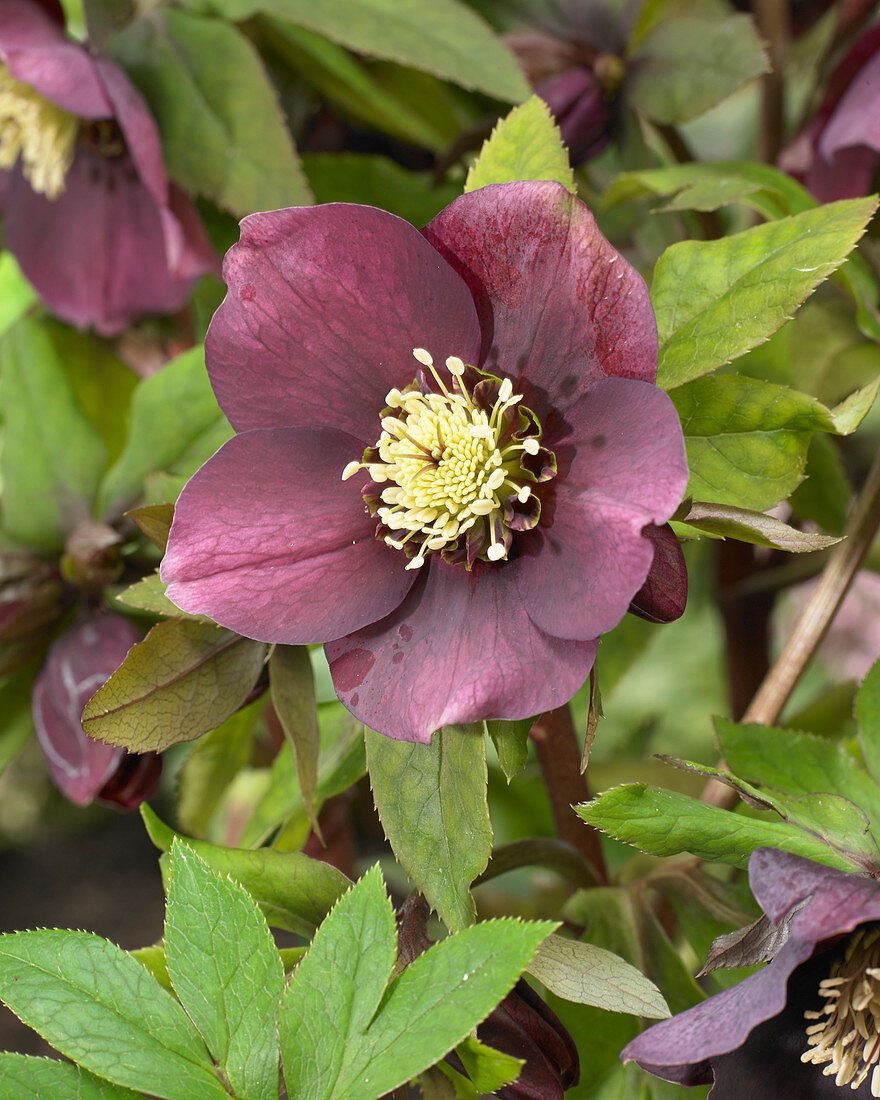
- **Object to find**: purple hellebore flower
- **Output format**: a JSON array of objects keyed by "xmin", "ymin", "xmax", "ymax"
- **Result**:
[
  {"xmin": 161, "ymin": 181, "xmax": 688, "ymax": 743},
  {"xmin": 0, "ymin": 0, "xmax": 216, "ymax": 334},
  {"xmin": 32, "ymin": 611, "xmax": 161, "ymax": 809},
  {"xmin": 779, "ymin": 23, "xmax": 880, "ymax": 202},
  {"xmin": 623, "ymin": 848, "xmax": 880, "ymax": 1098}
]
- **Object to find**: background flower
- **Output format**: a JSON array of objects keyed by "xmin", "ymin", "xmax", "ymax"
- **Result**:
[
  {"xmin": 162, "ymin": 181, "xmax": 688, "ymax": 742},
  {"xmin": 0, "ymin": 0, "xmax": 216, "ymax": 334}
]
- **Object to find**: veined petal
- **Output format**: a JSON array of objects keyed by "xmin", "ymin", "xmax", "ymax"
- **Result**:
[
  {"xmin": 422, "ymin": 181, "xmax": 657, "ymax": 418},
  {"xmin": 206, "ymin": 204, "xmax": 482, "ymax": 440},
  {"xmin": 325, "ymin": 558, "xmax": 597, "ymax": 743},
  {"xmin": 162, "ymin": 427, "xmax": 416, "ymax": 644}
]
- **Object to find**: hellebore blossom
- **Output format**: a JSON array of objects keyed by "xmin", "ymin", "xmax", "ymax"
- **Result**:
[
  {"xmin": 0, "ymin": 0, "xmax": 215, "ymax": 334},
  {"xmin": 32, "ymin": 611, "xmax": 161, "ymax": 809},
  {"xmin": 780, "ymin": 23, "xmax": 880, "ymax": 202},
  {"xmin": 623, "ymin": 848, "xmax": 880, "ymax": 1098},
  {"xmin": 162, "ymin": 181, "xmax": 688, "ymax": 742}
]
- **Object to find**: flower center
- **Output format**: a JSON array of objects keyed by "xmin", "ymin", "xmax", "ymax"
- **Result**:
[
  {"xmin": 0, "ymin": 63, "xmax": 78, "ymax": 199},
  {"xmin": 802, "ymin": 926, "xmax": 880, "ymax": 1095},
  {"xmin": 343, "ymin": 348, "xmax": 556, "ymax": 570}
]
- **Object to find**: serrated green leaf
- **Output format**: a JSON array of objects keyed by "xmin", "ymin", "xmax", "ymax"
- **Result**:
[
  {"xmin": 454, "ymin": 1035, "xmax": 523, "ymax": 1094},
  {"xmin": 166, "ymin": 842, "xmax": 284, "ymax": 1100},
  {"xmin": 179, "ymin": 0, "xmax": 529, "ymax": 102},
  {"xmin": 678, "ymin": 501, "xmax": 841, "ymax": 552},
  {"xmin": 604, "ymin": 161, "xmax": 814, "ymax": 220},
  {"xmin": 366, "ymin": 723, "xmax": 491, "ymax": 931},
  {"xmin": 628, "ymin": 15, "xmax": 768, "ymax": 124},
  {"xmin": 81, "ymin": 619, "xmax": 267, "ymax": 752},
  {"xmin": 106, "ymin": 9, "xmax": 311, "ymax": 216},
  {"xmin": 0, "ymin": 1054, "xmax": 142, "ymax": 1100},
  {"xmin": 142, "ymin": 805, "xmax": 350, "ymax": 936},
  {"xmin": 858, "ymin": 659, "xmax": 880, "ymax": 785},
  {"xmin": 465, "ymin": 96, "xmax": 575, "ymax": 194},
  {"xmin": 576, "ymin": 784, "xmax": 856, "ymax": 870},
  {"xmin": 671, "ymin": 375, "xmax": 833, "ymax": 509},
  {"xmin": 654, "ymin": 198, "xmax": 878, "ymax": 388},
  {"xmin": 98, "ymin": 345, "xmax": 231, "ymax": 519},
  {"xmin": 526, "ymin": 932, "xmax": 670, "ymax": 1018},
  {"xmin": 177, "ymin": 699, "xmax": 265, "ymax": 837},
  {"xmin": 485, "ymin": 717, "xmax": 533, "ymax": 782},
  {"xmin": 0, "ymin": 317, "xmax": 106, "ymax": 550},
  {"xmin": 270, "ymin": 645, "xmax": 320, "ymax": 834},
  {"xmin": 280, "ymin": 865, "xmax": 398, "ymax": 1100},
  {"xmin": 0, "ymin": 930, "xmax": 226, "ymax": 1100},
  {"xmin": 827, "ymin": 373, "xmax": 880, "ymax": 434}
]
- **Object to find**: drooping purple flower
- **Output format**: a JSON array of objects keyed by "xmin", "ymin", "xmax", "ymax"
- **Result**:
[
  {"xmin": 32, "ymin": 611, "xmax": 161, "ymax": 808},
  {"xmin": 0, "ymin": 0, "xmax": 216, "ymax": 334},
  {"xmin": 623, "ymin": 848, "xmax": 880, "ymax": 1097},
  {"xmin": 779, "ymin": 23, "xmax": 880, "ymax": 202},
  {"xmin": 161, "ymin": 181, "xmax": 688, "ymax": 742}
]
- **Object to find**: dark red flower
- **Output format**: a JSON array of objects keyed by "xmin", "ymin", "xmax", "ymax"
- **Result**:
[
  {"xmin": 32, "ymin": 611, "xmax": 161, "ymax": 809},
  {"xmin": 624, "ymin": 848, "xmax": 880, "ymax": 1097},
  {"xmin": 0, "ymin": 0, "xmax": 216, "ymax": 333},
  {"xmin": 161, "ymin": 182, "xmax": 688, "ymax": 742}
]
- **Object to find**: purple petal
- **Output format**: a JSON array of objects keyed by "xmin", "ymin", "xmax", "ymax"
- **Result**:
[
  {"xmin": 516, "ymin": 378, "xmax": 688, "ymax": 640},
  {"xmin": 162, "ymin": 427, "xmax": 416, "ymax": 644},
  {"xmin": 206, "ymin": 204, "xmax": 482, "ymax": 440},
  {"xmin": 32, "ymin": 612, "xmax": 137, "ymax": 805},
  {"xmin": 422, "ymin": 182, "xmax": 657, "ymax": 418},
  {"xmin": 325, "ymin": 558, "xmax": 597, "ymax": 743},
  {"xmin": 0, "ymin": 1, "xmax": 113, "ymax": 117},
  {"xmin": 628, "ymin": 524, "xmax": 688, "ymax": 623},
  {"xmin": 97, "ymin": 751, "xmax": 162, "ymax": 810},
  {"xmin": 818, "ymin": 48, "xmax": 880, "ymax": 160},
  {"xmin": 805, "ymin": 145, "xmax": 877, "ymax": 204},
  {"xmin": 4, "ymin": 151, "xmax": 211, "ymax": 335}
]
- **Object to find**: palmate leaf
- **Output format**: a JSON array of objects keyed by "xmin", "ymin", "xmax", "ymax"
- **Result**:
[{"xmin": 279, "ymin": 866, "xmax": 556, "ymax": 1100}]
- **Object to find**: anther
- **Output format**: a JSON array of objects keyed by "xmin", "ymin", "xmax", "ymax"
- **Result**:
[
  {"xmin": 412, "ymin": 348, "xmax": 433, "ymax": 366},
  {"xmin": 341, "ymin": 461, "xmax": 361, "ymax": 481},
  {"xmin": 446, "ymin": 356, "xmax": 465, "ymax": 376}
]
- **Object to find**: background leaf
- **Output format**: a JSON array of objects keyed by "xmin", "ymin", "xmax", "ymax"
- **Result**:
[
  {"xmin": 366, "ymin": 724, "xmax": 492, "ymax": 931},
  {"xmin": 269, "ymin": 645, "xmax": 321, "ymax": 834}
]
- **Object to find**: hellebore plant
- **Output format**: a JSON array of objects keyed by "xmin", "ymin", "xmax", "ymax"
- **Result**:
[
  {"xmin": 624, "ymin": 848, "xmax": 880, "ymax": 1098},
  {"xmin": 0, "ymin": 0, "xmax": 215, "ymax": 333},
  {"xmin": 780, "ymin": 23, "xmax": 880, "ymax": 202},
  {"xmin": 162, "ymin": 181, "xmax": 688, "ymax": 742}
]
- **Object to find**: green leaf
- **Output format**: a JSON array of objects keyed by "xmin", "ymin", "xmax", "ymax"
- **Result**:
[
  {"xmin": 142, "ymin": 805, "xmax": 351, "ymax": 936},
  {"xmin": 576, "ymin": 785, "xmax": 857, "ymax": 870},
  {"xmin": 0, "ymin": 252, "xmax": 38, "ymax": 339},
  {"xmin": 827, "ymin": 373, "xmax": 880, "ymax": 434},
  {"xmin": 485, "ymin": 717, "xmax": 533, "ymax": 782},
  {"xmin": 526, "ymin": 932, "xmax": 670, "ymax": 1018},
  {"xmin": 180, "ymin": 0, "xmax": 529, "ymax": 102},
  {"xmin": 270, "ymin": 645, "xmax": 321, "ymax": 834},
  {"xmin": 165, "ymin": 842, "xmax": 284, "ymax": 1100},
  {"xmin": 106, "ymin": 9, "xmax": 311, "ymax": 217},
  {"xmin": 604, "ymin": 161, "xmax": 814, "ymax": 220},
  {"xmin": 654, "ymin": 198, "xmax": 878, "ymax": 388},
  {"xmin": 113, "ymin": 572, "xmax": 206, "ymax": 620},
  {"xmin": 788, "ymin": 434, "xmax": 851, "ymax": 534},
  {"xmin": 672, "ymin": 375, "xmax": 835, "ymax": 510},
  {"xmin": 303, "ymin": 153, "xmax": 459, "ymax": 225},
  {"xmin": 98, "ymin": 345, "xmax": 231, "ymax": 519},
  {"xmin": 132, "ymin": 943, "xmax": 174, "ymax": 993},
  {"xmin": 0, "ymin": 1054, "xmax": 142, "ymax": 1100},
  {"xmin": 280, "ymin": 865, "xmax": 397, "ymax": 1100},
  {"xmin": 0, "ymin": 317, "xmax": 106, "ymax": 550},
  {"xmin": 628, "ymin": 15, "xmax": 767, "ymax": 124},
  {"xmin": 678, "ymin": 501, "xmax": 841, "ymax": 552},
  {"xmin": 177, "ymin": 699, "xmax": 265, "ymax": 837},
  {"xmin": 857, "ymin": 659, "xmax": 880, "ymax": 785},
  {"xmin": 366, "ymin": 724, "xmax": 492, "ymax": 931},
  {"xmin": 81, "ymin": 619, "xmax": 267, "ymax": 752},
  {"xmin": 280, "ymin": 866, "xmax": 556, "ymax": 1100},
  {"xmin": 0, "ymin": 930, "xmax": 227, "ymax": 1100},
  {"xmin": 465, "ymin": 96, "xmax": 575, "ymax": 195},
  {"xmin": 126, "ymin": 503, "xmax": 175, "ymax": 550},
  {"xmin": 453, "ymin": 1036, "xmax": 523, "ymax": 1094},
  {"xmin": 0, "ymin": 664, "xmax": 37, "ymax": 778}
]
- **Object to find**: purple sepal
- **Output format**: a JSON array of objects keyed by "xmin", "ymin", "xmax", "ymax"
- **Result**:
[{"xmin": 628, "ymin": 524, "xmax": 688, "ymax": 624}]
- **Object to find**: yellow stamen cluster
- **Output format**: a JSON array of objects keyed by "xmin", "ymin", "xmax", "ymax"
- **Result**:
[
  {"xmin": 0, "ymin": 63, "xmax": 78, "ymax": 199},
  {"xmin": 343, "ymin": 348, "xmax": 550, "ymax": 570},
  {"xmin": 803, "ymin": 927, "xmax": 880, "ymax": 1095}
]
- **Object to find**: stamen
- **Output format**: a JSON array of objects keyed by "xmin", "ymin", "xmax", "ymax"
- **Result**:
[
  {"xmin": 412, "ymin": 347, "xmax": 433, "ymax": 366},
  {"xmin": 0, "ymin": 64, "xmax": 78, "ymax": 199},
  {"xmin": 803, "ymin": 927, "xmax": 880, "ymax": 1097}
]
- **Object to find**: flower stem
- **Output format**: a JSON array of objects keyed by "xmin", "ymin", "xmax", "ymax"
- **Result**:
[
  {"xmin": 530, "ymin": 704, "xmax": 608, "ymax": 883},
  {"xmin": 703, "ymin": 446, "xmax": 880, "ymax": 807},
  {"xmin": 752, "ymin": 0, "xmax": 790, "ymax": 163}
]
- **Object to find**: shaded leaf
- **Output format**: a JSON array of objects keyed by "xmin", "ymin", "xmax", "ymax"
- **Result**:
[
  {"xmin": 304, "ymin": 153, "xmax": 459, "ymax": 224},
  {"xmin": 856, "ymin": 658, "xmax": 880, "ymax": 784},
  {"xmin": 125, "ymin": 503, "xmax": 174, "ymax": 550},
  {"xmin": 679, "ymin": 501, "xmax": 840, "ymax": 552},
  {"xmin": 696, "ymin": 902, "xmax": 808, "ymax": 977},
  {"xmin": 82, "ymin": 619, "xmax": 267, "ymax": 752},
  {"xmin": 485, "ymin": 717, "xmax": 533, "ymax": 782},
  {"xmin": 270, "ymin": 645, "xmax": 320, "ymax": 834}
]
